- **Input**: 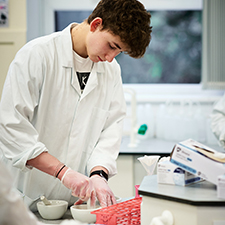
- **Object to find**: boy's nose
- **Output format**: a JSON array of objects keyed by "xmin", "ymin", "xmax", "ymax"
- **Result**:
[
  {"xmin": 105, "ymin": 54, "xmax": 114, "ymax": 63},
  {"xmin": 105, "ymin": 51, "xmax": 119, "ymax": 62}
]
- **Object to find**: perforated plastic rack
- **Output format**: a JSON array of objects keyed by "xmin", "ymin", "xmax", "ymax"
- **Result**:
[{"xmin": 91, "ymin": 197, "xmax": 142, "ymax": 225}]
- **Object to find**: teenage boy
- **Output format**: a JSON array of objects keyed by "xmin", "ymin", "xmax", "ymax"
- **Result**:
[{"xmin": 0, "ymin": 0, "xmax": 152, "ymax": 211}]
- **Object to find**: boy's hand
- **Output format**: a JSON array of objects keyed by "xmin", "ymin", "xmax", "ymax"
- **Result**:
[
  {"xmin": 61, "ymin": 168, "xmax": 95, "ymax": 203},
  {"xmin": 89, "ymin": 175, "xmax": 116, "ymax": 207}
]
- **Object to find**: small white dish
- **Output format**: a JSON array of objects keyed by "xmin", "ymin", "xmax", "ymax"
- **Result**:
[
  {"xmin": 37, "ymin": 200, "xmax": 68, "ymax": 220},
  {"xmin": 70, "ymin": 204, "xmax": 101, "ymax": 223}
]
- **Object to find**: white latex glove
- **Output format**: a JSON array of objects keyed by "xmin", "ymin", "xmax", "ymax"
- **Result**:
[
  {"xmin": 61, "ymin": 168, "xmax": 96, "ymax": 204},
  {"xmin": 90, "ymin": 175, "xmax": 116, "ymax": 207}
]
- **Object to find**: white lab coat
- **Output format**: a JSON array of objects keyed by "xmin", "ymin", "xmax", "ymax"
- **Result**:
[
  {"xmin": 0, "ymin": 23, "xmax": 126, "ymax": 211},
  {"xmin": 0, "ymin": 161, "xmax": 42, "ymax": 225},
  {"xmin": 211, "ymin": 92, "xmax": 225, "ymax": 149}
]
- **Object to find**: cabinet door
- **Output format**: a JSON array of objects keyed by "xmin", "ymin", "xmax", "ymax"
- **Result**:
[{"xmin": 108, "ymin": 155, "xmax": 134, "ymax": 198}]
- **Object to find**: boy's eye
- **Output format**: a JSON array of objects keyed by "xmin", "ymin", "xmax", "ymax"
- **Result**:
[{"xmin": 109, "ymin": 44, "xmax": 116, "ymax": 50}]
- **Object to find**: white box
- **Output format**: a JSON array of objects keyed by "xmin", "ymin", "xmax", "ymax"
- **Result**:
[
  {"xmin": 170, "ymin": 139, "xmax": 225, "ymax": 185},
  {"xmin": 218, "ymin": 175, "xmax": 225, "ymax": 199},
  {"xmin": 157, "ymin": 160, "xmax": 202, "ymax": 186}
]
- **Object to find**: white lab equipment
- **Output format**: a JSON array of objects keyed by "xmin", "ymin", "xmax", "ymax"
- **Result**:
[
  {"xmin": 123, "ymin": 88, "xmax": 138, "ymax": 147},
  {"xmin": 138, "ymin": 155, "xmax": 160, "ymax": 176},
  {"xmin": 150, "ymin": 210, "xmax": 174, "ymax": 225}
]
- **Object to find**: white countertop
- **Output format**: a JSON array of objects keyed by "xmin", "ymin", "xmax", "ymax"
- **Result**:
[{"xmin": 139, "ymin": 175, "xmax": 225, "ymax": 206}]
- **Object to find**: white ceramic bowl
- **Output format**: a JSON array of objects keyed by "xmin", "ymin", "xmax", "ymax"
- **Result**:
[
  {"xmin": 70, "ymin": 204, "xmax": 101, "ymax": 223},
  {"xmin": 37, "ymin": 200, "xmax": 68, "ymax": 220},
  {"xmin": 70, "ymin": 197, "xmax": 121, "ymax": 223}
]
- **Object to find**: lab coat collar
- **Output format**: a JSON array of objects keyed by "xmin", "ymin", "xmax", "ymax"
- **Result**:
[
  {"xmin": 60, "ymin": 23, "xmax": 105, "ymax": 72},
  {"xmin": 59, "ymin": 23, "xmax": 106, "ymax": 98},
  {"xmin": 60, "ymin": 23, "xmax": 75, "ymax": 68}
]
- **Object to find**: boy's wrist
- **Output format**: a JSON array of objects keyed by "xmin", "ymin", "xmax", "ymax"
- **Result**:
[
  {"xmin": 89, "ymin": 170, "xmax": 108, "ymax": 181},
  {"xmin": 54, "ymin": 163, "xmax": 68, "ymax": 180}
]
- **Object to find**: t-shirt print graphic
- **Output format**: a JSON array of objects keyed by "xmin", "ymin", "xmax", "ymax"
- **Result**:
[{"xmin": 76, "ymin": 72, "xmax": 90, "ymax": 90}]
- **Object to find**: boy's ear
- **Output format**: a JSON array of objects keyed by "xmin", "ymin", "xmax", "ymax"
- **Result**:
[{"xmin": 90, "ymin": 17, "xmax": 103, "ymax": 32}]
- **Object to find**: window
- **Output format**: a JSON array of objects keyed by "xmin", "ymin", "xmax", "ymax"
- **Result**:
[
  {"xmin": 117, "ymin": 10, "xmax": 202, "ymax": 84},
  {"xmin": 201, "ymin": 0, "xmax": 225, "ymax": 90},
  {"xmin": 55, "ymin": 9, "xmax": 202, "ymax": 85},
  {"xmin": 55, "ymin": 10, "xmax": 92, "ymax": 31}
]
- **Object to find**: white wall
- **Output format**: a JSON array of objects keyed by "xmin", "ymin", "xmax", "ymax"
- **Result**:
[{"xmin": 0, "ymin": 0, "xmax": 26, "ymax": 97}]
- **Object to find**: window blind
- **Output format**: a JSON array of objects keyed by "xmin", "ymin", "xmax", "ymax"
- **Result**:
[{"xmin": 202, "ymin": 0, "xmax": 225, "ymax": 90}]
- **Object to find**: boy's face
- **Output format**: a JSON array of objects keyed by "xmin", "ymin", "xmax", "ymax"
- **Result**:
[{"xmin": 86, "ymin": 18, "xmax": 127, "ymax": 63}]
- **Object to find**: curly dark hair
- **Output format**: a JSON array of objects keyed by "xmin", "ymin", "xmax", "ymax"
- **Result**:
[{"xmin": 87, "ymin": 0, "xmax": 152, "ymax": 58}]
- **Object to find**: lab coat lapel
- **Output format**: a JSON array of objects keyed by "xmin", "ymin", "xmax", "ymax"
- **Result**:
[
  {"xmin": 81, "ymin": 63, "xmax": 104, "ymax": 99},
  {"xmin": 59, "ymin": 23, "xmax": 82, "ymax": 96},
  {"xmin": 70, "ymin": 70, "xmax": 82, "ymax": 95}
]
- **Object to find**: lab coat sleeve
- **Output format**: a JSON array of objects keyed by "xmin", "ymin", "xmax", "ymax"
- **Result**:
[
  {"xmin": 211, "ymin": 93, "xmax": 225, "ymax": 148},
  {"xmin": 0, "ymin": 45, "xmax": 48, "ymax": 171},
  {"xmin": 87, "ymin": 62, "xmax": 126, "ymax": 178}
]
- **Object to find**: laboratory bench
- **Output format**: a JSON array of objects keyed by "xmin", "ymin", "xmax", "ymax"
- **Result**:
[
  {"xmin": 108, "ymin": 137, "xmax": 224, "ymax": 199},
  {"xmin": 35, "ymin": 176, "xmax": 225, "ymax": 225},
  {"xmin": 35, "ymin": 137, "xmax": 225, "ymax": 224},
  {"xmin": 139, "ymin": 175, "xmax": 225, "ymax": 225}
]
